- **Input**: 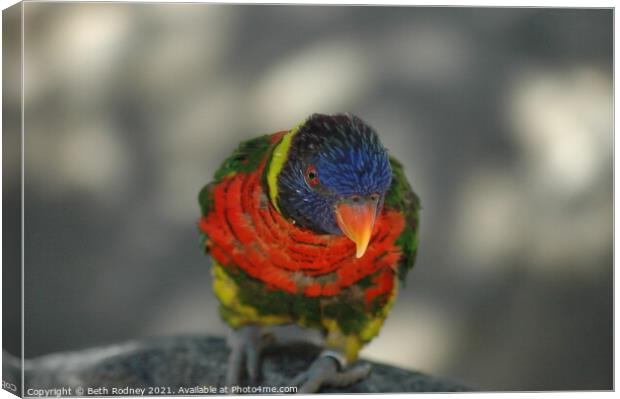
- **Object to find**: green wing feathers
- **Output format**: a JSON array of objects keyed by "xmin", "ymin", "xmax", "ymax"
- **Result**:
[
  {"xmin": 213, "ymin": 134, "xmax": 272, "ymax": 182},
  {"xmin": 385, "ymin": 156, "xmax": 421, "ymax": 283}
]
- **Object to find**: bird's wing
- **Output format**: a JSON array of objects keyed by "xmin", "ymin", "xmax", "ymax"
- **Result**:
[{"xmin": 385, "ymin": 156, "xmax": 421, "ymax": 283}]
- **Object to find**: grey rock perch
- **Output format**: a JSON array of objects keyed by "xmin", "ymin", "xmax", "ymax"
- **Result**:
[{"xmin": 4, "ymin": 335, "xmax": 469, "ymax": 395}]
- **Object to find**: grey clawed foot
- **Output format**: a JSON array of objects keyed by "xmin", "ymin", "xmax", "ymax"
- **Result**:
[
  {"xmin": 292, "ymin": 355, "xmax": 372, "ymax": 393},
  {"xmin": 226, "ymin": 325, "xmax": 264, "ymax": 387}
]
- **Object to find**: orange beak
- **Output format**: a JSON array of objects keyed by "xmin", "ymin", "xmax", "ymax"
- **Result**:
[{"xmin": 335, "ymin": 200, "xmax": 378, "ymax": 258}]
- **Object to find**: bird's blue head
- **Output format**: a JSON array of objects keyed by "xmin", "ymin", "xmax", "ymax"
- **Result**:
[{"xmin": 266, "ymin": 113, "xmax": 392, "ymax": 258}]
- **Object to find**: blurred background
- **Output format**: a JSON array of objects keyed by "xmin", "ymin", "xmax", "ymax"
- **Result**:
[{"xmin": 4, "ymin": 3, "xmax": 612, "ymax": 391}]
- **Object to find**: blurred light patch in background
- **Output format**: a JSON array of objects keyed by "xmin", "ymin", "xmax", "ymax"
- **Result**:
[{"xmin": 9, "ymin": 3, "xmax": 612, "ymax": 391}]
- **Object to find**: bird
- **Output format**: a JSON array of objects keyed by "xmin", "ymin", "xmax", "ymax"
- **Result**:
[{"xmin": 198, "ymin": 113, "xmax": 420, "ymax": 393}]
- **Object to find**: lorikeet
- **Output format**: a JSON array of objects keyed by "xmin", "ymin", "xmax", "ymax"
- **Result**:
[{"xmin": 198, "ymin": 113, "xmax": 420, "ymax": 392}]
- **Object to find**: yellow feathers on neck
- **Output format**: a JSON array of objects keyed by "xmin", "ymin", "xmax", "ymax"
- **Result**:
[{"xmin": 266, "ymin": 123, "xmax": 301, "ymax": 213}]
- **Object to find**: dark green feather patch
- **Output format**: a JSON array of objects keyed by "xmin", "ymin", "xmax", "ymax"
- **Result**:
[
  {"xmin": 213, "ymin": 134, "xmax": 272, "ymax": 182},
  {"xmin": 384, "ymin": 156, "xmax": 421, "ymax": 283}
]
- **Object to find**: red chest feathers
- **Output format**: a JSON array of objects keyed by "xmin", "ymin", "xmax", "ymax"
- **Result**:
[{"xmin": 199, "ymin": 165, "xmax": 405, "ymax": 298}]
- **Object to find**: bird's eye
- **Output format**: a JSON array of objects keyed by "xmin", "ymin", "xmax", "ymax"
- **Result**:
[{"xmin": 305, "ymin": 165, "xmax": 320, "ymax": 187}]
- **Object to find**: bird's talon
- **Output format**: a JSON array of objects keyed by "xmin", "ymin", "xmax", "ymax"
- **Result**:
[
  {"xmin": 292, "ymin": 355, "xmax": 369, "ymax": 393},
  {"xmin": 325, "ymin": 362, "xmax": 371, "ymax": 387},
  {"xmin": 225, "ymin": 325, "xmax": 263, "ymax": 387}
]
